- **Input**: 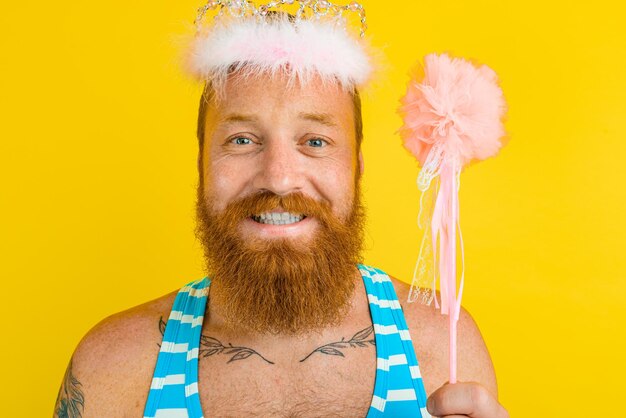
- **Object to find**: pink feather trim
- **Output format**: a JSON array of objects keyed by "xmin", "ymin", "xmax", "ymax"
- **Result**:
[{"xmin": 182, "ymin": 14, "xmax": 374, "ymax": 95}]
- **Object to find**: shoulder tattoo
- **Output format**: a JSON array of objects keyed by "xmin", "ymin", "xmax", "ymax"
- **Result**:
[{"xmin": 54, "ymin": 359, "xmax": 85, "ymax": 418}]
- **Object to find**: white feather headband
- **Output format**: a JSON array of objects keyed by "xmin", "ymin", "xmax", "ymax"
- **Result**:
[{"xmin": 182, "ymin": 1, "xmax": 376, "ymax": 98}]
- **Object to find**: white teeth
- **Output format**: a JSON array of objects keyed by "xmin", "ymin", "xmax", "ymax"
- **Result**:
[{"xmin": 252, "ymin": 212, "xmax": 305, "ymax": 225}]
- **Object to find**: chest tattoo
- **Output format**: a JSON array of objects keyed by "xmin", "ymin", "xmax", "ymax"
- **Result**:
[
  {"xmin": 299, "ymin": 325, "xmax": 375, "ymax": 362},
  {"xmin": 200, "ymin": 335, "xmax": 275, "ymax": 364},
  {"xmin": 158, "ymin": 318, "xmax": 375, "ymax": 365}
]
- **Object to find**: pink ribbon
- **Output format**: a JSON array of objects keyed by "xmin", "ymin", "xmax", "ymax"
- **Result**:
[{"xmin": 430, "ymin": 156, "xmax": 465, "ymax": 384}]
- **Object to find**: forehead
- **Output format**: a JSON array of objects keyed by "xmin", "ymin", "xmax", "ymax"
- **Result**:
[{"xmin": 204, "ymin": 70, "xmax": 355, "ymax": 126}]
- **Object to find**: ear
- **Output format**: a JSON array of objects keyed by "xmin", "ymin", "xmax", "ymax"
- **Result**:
[{"xmin": 358, "ymin": 150, "xmax": 364, "ymax": 176}]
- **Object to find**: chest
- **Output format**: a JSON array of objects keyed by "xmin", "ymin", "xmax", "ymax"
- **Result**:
[{"xmin": 197, "ymin": 348, "xmax": 378, "ymax": 417}]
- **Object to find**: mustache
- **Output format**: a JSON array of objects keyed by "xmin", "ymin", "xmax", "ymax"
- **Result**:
[{"xmin": 216, "ymin": 190, "xmax": 336, "ymax": 228}]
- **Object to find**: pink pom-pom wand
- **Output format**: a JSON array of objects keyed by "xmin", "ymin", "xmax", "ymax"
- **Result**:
[{"xmin": 398, "ymin": 52, "xmax": 508, "ymax": 383}]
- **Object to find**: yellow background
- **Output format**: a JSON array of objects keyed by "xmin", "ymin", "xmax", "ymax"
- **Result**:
[{"xmin": 1, "ymin": 1, "xmax": 624, "ymax": 416}]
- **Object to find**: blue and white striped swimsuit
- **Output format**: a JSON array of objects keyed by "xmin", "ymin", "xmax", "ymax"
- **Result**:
[{"xmin": 144, "ymin": 264, "xmax": 431, "ymax": 417}]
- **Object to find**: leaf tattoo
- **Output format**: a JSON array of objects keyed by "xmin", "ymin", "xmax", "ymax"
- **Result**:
[
  {"xmin": 54, "ymin": 359, "xmax": 85, "ymax": 418},
  {"xmin": 159, "ymin": 316, "xmax": 167, "ymax": 336},
  {"xmin": 299, "ymin": 325, "xmax": 376, "ymax": 362},
  {"xmin": 157, "ymin": 316, "xmax": 274, "ymax": 364},
  {"xmin": 200, "ymin": 335, "xmax": 275, "ymax": 365},
  {"xmin": 156, "ymin": 316, "xmax": 167, "ymax": 348}
]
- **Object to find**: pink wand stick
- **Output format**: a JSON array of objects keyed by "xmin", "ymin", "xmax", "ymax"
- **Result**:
[{"xmin": 432, "ymin": 158, "xmax": 461, "ymax": 383}]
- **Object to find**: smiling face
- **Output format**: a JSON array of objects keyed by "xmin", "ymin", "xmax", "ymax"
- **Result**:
[
  {"xmin": 199, "ymin": 71, "xmax": 363, "ymax": 243},
  {"xmin": 194, "ymin": 70, "xmax": 367, "ymax": 335}
]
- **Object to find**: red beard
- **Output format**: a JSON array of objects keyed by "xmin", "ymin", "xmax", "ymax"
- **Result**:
[{"xmin": 194, "ymin": 183, "xmax": 366, "ymax": 335}]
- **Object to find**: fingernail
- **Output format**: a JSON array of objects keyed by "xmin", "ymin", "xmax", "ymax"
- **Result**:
[{"xmin": 427, "ymin": 396, "xmax": 435, "ymax": 413}]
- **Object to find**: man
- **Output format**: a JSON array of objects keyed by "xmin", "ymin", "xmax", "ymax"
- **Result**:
[{"xmin": 55, "ymin": 4, "xmax": 508, "ymax": 418}]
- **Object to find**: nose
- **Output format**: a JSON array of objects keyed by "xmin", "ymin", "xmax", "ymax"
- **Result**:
[{"xmin": 252, "ymin": 139, "xmax": 304, "ymax": 196}]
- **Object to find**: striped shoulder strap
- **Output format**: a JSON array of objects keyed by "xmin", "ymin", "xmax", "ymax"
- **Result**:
[
  {"xmin": 358, "ymin": 264, "xmax": 431, "ymax": 418},
  {"xmin": 143, "ymin": 277, "xmax": 211, "ymax": 418}
]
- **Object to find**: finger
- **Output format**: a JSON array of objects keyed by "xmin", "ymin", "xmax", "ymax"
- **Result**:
[
  {"xmin": 427, "ymin": 382, "xmax": 509, "ymax": 418},
  {"xmin": 431, "ymin": 415, "xmax": 468, "ymax": 418}
]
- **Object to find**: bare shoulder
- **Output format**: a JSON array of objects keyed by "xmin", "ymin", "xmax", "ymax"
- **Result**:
[
  {"xmin": 53, "ymin": 290, "xmax": 178, "ymax": 417},
  {"xmin": 388, "ymin": 276, "xmax": 498, "ymax": 399}
]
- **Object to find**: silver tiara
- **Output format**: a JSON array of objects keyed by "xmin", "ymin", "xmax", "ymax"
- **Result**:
[{"xmin": 193, "ymin": 0, "xmax": 368, "ymax": 37}]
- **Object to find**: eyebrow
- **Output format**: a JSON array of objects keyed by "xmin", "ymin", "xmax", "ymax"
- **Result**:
[
  {"xmin": 298, "ymin": 111, "xmax": 338, "ymax": 128},
  {"xmin": 218, "ymin": 113, "xmax": 258, "ymax": 125},
  {"xmin": 217, "ymin": 112, "xmax": 338, "ymax": 127}
]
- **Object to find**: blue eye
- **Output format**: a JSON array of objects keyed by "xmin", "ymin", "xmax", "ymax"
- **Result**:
[
  {"xmin": 307, "ymin": 138, "xmax": 326, "ymax": 147},
  {"xmin": 231, "ymin": 137, "xmax": 252, "ymax": 145}
]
